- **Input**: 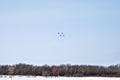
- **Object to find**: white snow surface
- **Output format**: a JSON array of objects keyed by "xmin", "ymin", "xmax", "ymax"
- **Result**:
[{"xmin": 0, "ymin": 76, "xmax": 120, "ymax": 80}]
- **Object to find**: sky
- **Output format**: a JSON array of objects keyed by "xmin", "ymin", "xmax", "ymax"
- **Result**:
[{"xmin": 0, "ymin": 0, "xmax": 120, "ymax": 66}]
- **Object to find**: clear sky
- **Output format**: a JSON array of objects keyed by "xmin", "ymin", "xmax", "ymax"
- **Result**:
[{"xmin": 0, "ymin": 0, "xmax": 120, "ymax": 66}]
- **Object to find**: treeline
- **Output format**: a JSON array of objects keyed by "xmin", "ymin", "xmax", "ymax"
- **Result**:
[{"xmin": 0, "ymin": 63, "xmax": 120, "ymax": 77}]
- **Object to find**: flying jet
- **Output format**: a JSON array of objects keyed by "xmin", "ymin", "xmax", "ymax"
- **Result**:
[{"xmin": 58, "ymin": 32, "xmax": 60, "ymax": 34}]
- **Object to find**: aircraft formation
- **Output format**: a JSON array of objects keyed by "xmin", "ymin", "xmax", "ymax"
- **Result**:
[{"xmin": 57, "ymin": 32, "xmax": 65, "ymax": 37}]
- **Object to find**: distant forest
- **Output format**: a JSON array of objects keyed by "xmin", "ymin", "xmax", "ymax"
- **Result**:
[{"xmin": 0, "ymin": 63, "xmax": 120, "ymax": 77}]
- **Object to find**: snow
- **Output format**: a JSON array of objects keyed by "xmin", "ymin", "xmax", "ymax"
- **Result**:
[{"xmin": 0, "ymin": 76, "xmax": 120, "ymax": 80}]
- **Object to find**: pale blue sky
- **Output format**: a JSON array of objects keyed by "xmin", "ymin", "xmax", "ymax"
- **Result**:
[{"xmin": 0, "ymin": 0, "xmax": 120, "ymax": 66}]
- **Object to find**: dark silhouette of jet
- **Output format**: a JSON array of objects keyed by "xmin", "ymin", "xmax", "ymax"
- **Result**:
[{"xmin": 58, "ymin": 32, "xmax": 60, "ymax": 34}]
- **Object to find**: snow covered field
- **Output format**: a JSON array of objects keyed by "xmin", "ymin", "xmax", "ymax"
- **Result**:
[{"xmin": 0, "ymin": 76, "xmax": 120, "ymax": 80}]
